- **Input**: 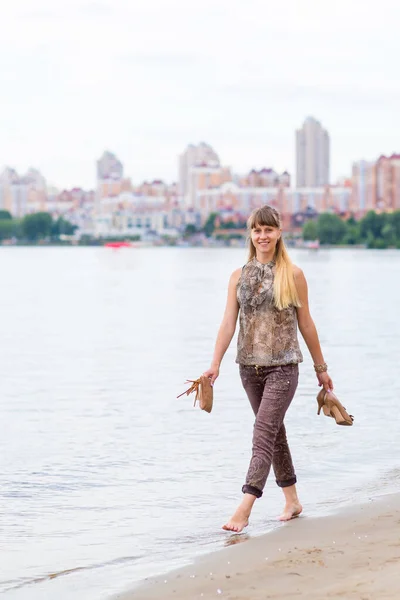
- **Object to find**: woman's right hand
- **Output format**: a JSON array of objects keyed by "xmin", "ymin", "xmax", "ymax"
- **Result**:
[{"xmin": 203, "ymin": 364, "xmax": 220, "ymax": 386}]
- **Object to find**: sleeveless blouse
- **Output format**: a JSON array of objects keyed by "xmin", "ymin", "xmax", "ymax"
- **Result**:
[{"xmin": 236, "ymin": 257, "xmax": 303, "ymax": 366}]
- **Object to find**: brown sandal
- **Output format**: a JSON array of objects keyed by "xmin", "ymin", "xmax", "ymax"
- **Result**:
[
  {"xmin": 177, "ymin": 376, "xmax": 213, "ymax": 413},
  {"xmin": 317, "ymin": 389, "xmax": 354, "ymax": 426}
]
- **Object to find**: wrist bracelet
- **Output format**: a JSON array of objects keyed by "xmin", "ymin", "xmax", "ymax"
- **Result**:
[{"xmin": 314, "ymin": 362, "xmax": 328, "ymax": 373}]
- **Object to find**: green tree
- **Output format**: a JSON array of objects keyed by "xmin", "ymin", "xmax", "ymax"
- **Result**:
[
  {"xmin": 372, "ymin": 238, "xmax": 387, "ymax": 249},
  {"xmin": 203, "ymin": 212, "xmax": 217, "ymax": 237},
  {"xmin": 359, "ymin": 210, "xmax": 387, "ymax": 240},
  {"xmin": 302, "ymin": 220, "xmax": 318, "ymax": 241},
  {"xmin": 0, "ymin": 220, "xmax": 14, "ymax": 240},
  {"xmin": 21, "ymin": 212, "xmax": 53, "ymax": 241},
  {"xmin": 346, "ymin": 215, "xmax": 357, "ymax": 227},
  {"xmin": 222, "ymin": 220, "xmax": 236, "ymax": 229},
  {"xmin": 381, "ymin": 223, "xmax": 396, "ymax": 247},
  {"xmin": 183, "ymin": 224, "xmax": 197, "ymax": 238},
  {"xmin": 342, "ymin": 217, "xmax": 361, "ymax": 245},
  {"xmin": 365, "ymin": 231, "xmax": 375, "ymax": 248},
  {"xmin": 389, "ymin": 211, "xmax": 400, "ymax": 239},
  {"xmin": 12, "ymin": 219, "xmax": 23, "ymax": 239},
  {"xmin": 51, "ymin": 216, "xmax": 77, "ymax": 237},
  {"xmin": 0, "ymin": 210, "xmax": 12, "ymax": 220},
  {"xmin": 78, "ymin": 234, "xmax": 102, "ymax": 246},
  {"xmin": 317, "ymin": 213, "xmax": 347, "ymax": 245},
  {"xmin": 342, "ymin": 224, "xmax": 361, "ymax": 245}
]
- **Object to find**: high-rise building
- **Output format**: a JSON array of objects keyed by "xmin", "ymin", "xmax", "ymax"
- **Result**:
[
  {"xmin": 351, "ymin": 154, "xmax": 400, "ymax": 215},
  {"xmin": 178, "ymin": 142, "xmax": 220, "ymax": 203},
  {"xmin": 95, "ymin": 151, "xmax": 131, "ymax": 215},
  {"xmin": 351, "ymin": 160, "xmax": 375, "ymax": 215},
  {"xmin": 296, "ymin": 117, "xmax": 330, "ymax": 187},
  {"xmin": 375, "ymin": 154, "xmax": 400, "ymax": 211},
  {"xmin": 96, "ymin": 151, "xmax": 124, "ymax": 181},
  {"xmin": 0, "ymin": 167, "xmax": 47, "ymax": 217}
]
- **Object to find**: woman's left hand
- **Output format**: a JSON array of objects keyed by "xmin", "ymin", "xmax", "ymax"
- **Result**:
[{"xmin": 317, "ymin": 371, "xmax": 333, "ymax": 392}]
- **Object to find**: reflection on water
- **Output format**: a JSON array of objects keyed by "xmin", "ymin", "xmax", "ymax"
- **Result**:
[
  {"xmin": 224, "ymin": 534, "xmax": 250, "ymax": 547},
  {"xmin": 0, "ymin": 247, "xmax": 399, "ymax": 600}
]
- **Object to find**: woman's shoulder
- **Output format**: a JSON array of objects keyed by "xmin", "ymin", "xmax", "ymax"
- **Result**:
[
  {"xmin": 292, "ymin": 263, "xmax": 303, "ymax": 277},
  {"xmin": 228, "ymin": 267, "xmax": 245, "ymax": 288},
  {"xmin": 292, "ymin": 264, "xmax": 307, "ymax": 284},
  {"xmin": 230, "ymin": 267, "xmax": 243, "ymax": 284}
]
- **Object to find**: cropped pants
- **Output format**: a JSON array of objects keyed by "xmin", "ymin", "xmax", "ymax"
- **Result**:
[{"xmin": 239, "ymin": 364, "xmax": 299, "ymax": 498}]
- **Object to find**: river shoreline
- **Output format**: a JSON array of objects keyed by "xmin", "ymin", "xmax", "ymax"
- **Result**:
[{"xmin": 116, "ymin": 491, "xmax": 400, "ymax": 600}]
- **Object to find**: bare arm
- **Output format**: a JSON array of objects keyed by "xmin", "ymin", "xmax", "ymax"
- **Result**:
[
  {"xmin": 203, "ymin": 268, "xmax": 241, "ymax": 384},
  {"xmin": 294, "ymin": 266, "xmax": 333, "ymax": 391}
]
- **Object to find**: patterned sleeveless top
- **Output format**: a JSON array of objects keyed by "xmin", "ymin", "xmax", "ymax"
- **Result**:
[{"xmin": 236, "ymin": 257, "xmax": 303, "ymax": 366}]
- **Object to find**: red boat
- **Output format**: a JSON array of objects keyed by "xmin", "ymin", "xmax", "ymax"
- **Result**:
[{"xmin": 104, "ymin": 241, "xmax": 132, "ymax": 249}]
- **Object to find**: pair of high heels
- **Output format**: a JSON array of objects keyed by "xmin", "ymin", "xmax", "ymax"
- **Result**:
[{"xmin": 317, "ymin": 389, "xmax": 354, "ymax": 426}]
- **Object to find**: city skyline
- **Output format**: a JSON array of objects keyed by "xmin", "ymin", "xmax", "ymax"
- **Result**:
[
  {"xmin": 1, "ymin": 0, "xmax": 400, "ymax": 189},
  {"xmin": 2, "ymin": 143, "xmax": 400, "ymax": 235},
  {"xmin": 0, "ymin": 140, "xmax": 335, "ymax": 196}
]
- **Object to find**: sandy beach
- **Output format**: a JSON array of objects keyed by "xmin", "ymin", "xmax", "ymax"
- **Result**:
[{"xmin": 116, "ymin": 492, "xmax": 400, "ymax": 600}]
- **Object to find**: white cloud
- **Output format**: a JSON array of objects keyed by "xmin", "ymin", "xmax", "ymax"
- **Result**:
[{"xmin": 0, "ymin": 0, "xmax": 399, "ymax": 187}]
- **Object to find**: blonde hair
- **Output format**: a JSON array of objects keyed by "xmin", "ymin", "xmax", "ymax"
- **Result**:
[{"xmin": 247, "ymin": 205, "xmax": 301, "ymax": 310}]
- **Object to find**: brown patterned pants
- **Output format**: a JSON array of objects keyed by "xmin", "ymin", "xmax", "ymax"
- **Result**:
[{"xmin": 239, "ymin": 364, "xmax": 299, "ymax": 498}]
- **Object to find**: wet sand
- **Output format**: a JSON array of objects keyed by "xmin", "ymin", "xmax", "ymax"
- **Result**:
[{"xmin": 116, "ymin": 492, "xmax": 400, "ymax": 599}]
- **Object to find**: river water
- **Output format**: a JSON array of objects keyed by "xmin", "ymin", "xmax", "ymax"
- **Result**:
[{"xmin": 1, "ymin": 246, "xmax": 399, "ymax": 599}]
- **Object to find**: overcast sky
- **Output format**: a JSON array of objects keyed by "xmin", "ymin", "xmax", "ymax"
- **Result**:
[{"xmin": 1, "ymin": 0, "xmax": 399, "ymax": 189}]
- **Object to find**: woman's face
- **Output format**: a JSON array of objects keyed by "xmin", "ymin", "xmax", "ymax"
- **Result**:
[{"xmin": 251, "ymin": 223, "xmax": 281, "ymax": 256}]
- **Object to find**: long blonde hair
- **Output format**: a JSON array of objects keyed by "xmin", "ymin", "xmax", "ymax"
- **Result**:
[{"xmin": 247, "ymin": 205, "xmax": 301, "ymax": 310}]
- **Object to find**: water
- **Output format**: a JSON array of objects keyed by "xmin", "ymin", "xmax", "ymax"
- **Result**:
[{"xmin": 0, "ymin": 246, "xmax": 399, "ymax": 600}]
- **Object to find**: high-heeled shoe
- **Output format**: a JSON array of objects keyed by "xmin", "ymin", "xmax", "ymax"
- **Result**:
[{"xmin": 317, "ymin": 389, "xmax": 354, "ymax": 426}]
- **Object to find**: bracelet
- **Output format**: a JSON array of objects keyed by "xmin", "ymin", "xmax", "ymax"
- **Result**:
[{"xmin": 314, "ymin": 362, "xmax": 328, "ymax": 373}]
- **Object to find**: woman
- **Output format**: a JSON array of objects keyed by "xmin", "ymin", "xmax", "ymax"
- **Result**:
[{"xmin": 203, "ymin": 205, "xmax": 333, "ymax": 533}]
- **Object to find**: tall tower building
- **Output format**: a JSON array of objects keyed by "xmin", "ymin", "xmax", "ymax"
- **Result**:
[
  {"xmin": 96, "ymin": 151, "xmax": 124, "ymax": 181},
  {"xmin": 178, "ymin": 142, "xmax": 220, "ymax": 201},
  {"xmin": 296, "ymin": 117, "xmax": 330, "ymax": 187},
  {"xmin": 95, "ymin": 151, "xmax": 126, "ymax": 221}
]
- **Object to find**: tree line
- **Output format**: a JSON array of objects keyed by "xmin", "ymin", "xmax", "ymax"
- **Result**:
[
  {"xmin": 0, "ymin": 211, "xmax": 77, "ymax": 243},
  {"xmin": 193, "ymin": 210, "xmax": 400, "ymax": 249},
  {"xmin": 303, "ymin": 210, "xmax": 400, "ymax": 249},
  {"xmin": 2, "ymin": 208, "xmax": 400, "ymax": 248}
]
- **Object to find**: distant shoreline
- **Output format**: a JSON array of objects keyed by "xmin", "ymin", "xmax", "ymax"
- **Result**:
[{"xmin": 0, "ymin": 242, "xmax": 398, "ymax": 250}]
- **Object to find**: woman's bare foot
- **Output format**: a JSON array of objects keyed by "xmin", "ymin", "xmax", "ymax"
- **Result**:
[
  {"xmin": 222, "ymin": 507, "xmax": 250, "ymax": 532},
  {"xmin": 279, "ymin": 483, "xmax": 302, "ymax": 522},
  {"xmin": 278, "ymin": 501, "xmax": 302, "ymax": 522},
  {"xmin": 222, "ymin": 494, "xmax": 256, "ymax": 532}
]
